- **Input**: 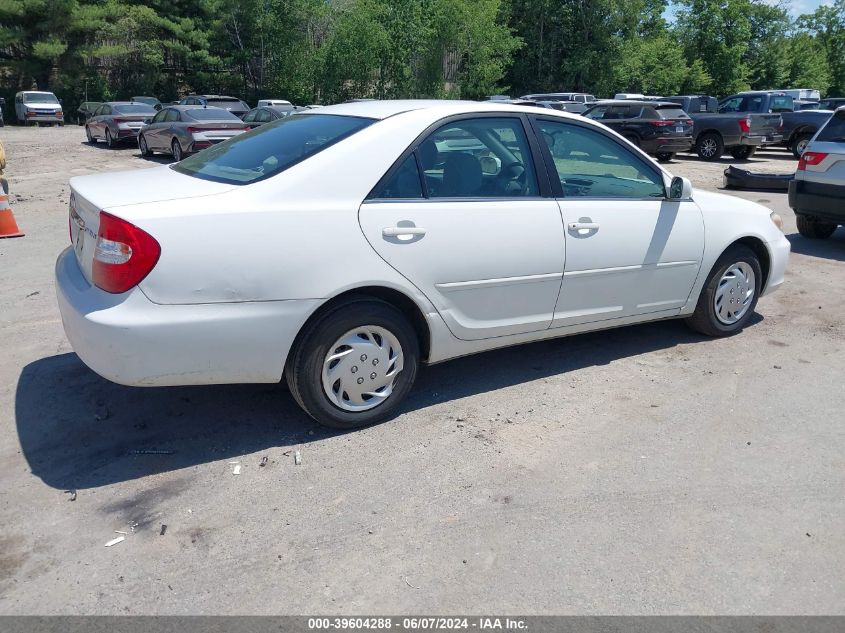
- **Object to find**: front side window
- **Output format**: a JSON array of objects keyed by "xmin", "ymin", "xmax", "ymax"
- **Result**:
[
  {"xmin": 165, "ymin": 109, "xmax": 180, "ymax": 122},
  {"xmin": 416, "ymin": 117, "xmax": 539, "ymax": 198},
  {"xmin": 152, "ymin": 110, "xmax": 167, "ymax": 124},
  {"xmin": 719, "ymin": 97, "xmax": 742, "ymax": 113},
  {"xmin": 535, "ymin": 119, "xmax": 666, "ymax": 199},
  {"xmin": 584, "ymin": 105, "xmax": 608, "ymax": 120},
  {"xmin": 371, "ymin": 154, "xmax": 424, "ymax": 199},
  {"xmin": 243, "ymin": 110, "xmax": 257, "ymax": 123},
  {"xmin": 173, "ymin": 114, "xmax": 374, "ymax": 185}
]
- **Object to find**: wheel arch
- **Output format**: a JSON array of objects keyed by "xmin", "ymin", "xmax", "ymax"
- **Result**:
[
  {"xmin": 289, "ymin": 286, "xmax": 433, "ymax": 367},
  {"xmin": 726, "ymin": 235, "xmax": 771, "ymax": 290}
]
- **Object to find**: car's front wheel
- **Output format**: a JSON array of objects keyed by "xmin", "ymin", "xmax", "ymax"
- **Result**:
[
  {"xmin": 171, "ymin": 138, "xmax": 183, "ymax": 161},
  {"xmin": 686, "ymin": 244, "xmax": 762, "ymax": 337},
  {"xmin": 796, "ymin": 214, "xmax": 837, "ymax": 239},
  {"xmin": 286, "ymin": 298, "xmax": 420, "ymax": 429},
  {"xmin": 85, "ymin": 126, "xmax": 95, "ymax": 144}
]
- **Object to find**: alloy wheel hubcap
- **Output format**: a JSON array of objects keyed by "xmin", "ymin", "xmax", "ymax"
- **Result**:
[
  {"xmin": 714, "ymin": 262, "xmax": 755, "ymax": 325},
  {"xmin": 321, "ymin": 325, "xmax": 404, "ymax": 412},
  {"xmin": 797, "ymin": 139, "xmax": 808, "ymax": 155},
  {"xmin": 701, "ymin": 139, "xmax": 717, "ymax": 157}
]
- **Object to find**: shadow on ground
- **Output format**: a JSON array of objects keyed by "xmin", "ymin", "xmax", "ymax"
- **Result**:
[
  {"xmin": 787, "ymin": 230, "xmax": 845, "ymax": 262},
  {"xmin": 16, "ymin": 318, "xmax": 726, "ymax": 491}
]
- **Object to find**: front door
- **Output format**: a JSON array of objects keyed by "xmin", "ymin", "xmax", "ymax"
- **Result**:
[
  {"xmin": 531, "ymin": 117, "xmax": 705, "ymax": 327},
  {"xmin": 359, "ymin": 115, "xmax": 565, "ymax": 341}
]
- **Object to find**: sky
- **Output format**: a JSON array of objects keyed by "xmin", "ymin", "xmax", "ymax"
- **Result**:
[{"xmin": 664, "ymin": 0, "xmax": 834, "ymax": 21}]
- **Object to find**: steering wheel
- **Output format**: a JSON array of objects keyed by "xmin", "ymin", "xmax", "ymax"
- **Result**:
[{"xmin": 497, "ymin": 160, "xmax": 527, "ymax": 194}]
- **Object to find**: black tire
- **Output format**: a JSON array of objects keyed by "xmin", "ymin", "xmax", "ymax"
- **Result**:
[
  {"xmin": 696, "ymin": 132, "xmax": 724, "ymax": 161},
  {"xmin": 105, "ymin": 128, "xmax": 116, "ymax": 148},
  {"xmin": 85, "ymin": 125, "xmax": 96, "ymax": 144},
  {"xmin": 171, "ymin": 138, "xmax": 182, "ymax": 162},
  {"xmin": 730, "ymin": 146, "xmax": 756, "ymax": 160},
  {"xmin": 623, "ymin": 133, "xmax": 640, "ymax": 147},
  {"xmin": 790, "ymin": 133, "xmax": 813, "ymax": 159},
  {"xmin": 285, "ymin": 298, "xmax": 420, "ymax": 429},
  {"xmin": 685, "ymin": 244, "xmax": 762, "ymax": 337},
  {"xmin": 655, "ymin": 152, "xmax": 675, "ymax": 163},
  {"xmin": 139, "ymin": 134, "xmax": 152, "ymax": 156},
  {"xmin": 796, "ymin": 214, "xmax": 837, "ymax": 239}
]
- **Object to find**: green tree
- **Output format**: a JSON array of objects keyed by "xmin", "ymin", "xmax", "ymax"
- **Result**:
[
  {"xmin": 785, "ymin": 32, "xmax": 831, "ymax": 95},
  {"xmin": 797, "ymin": 0, "xmax": 845, "ymax": 95}
]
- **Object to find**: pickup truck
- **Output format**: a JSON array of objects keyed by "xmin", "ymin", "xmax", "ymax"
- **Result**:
[{"xmin": 779, "ymin": 109, "xmax": 834, "ymax": 158}]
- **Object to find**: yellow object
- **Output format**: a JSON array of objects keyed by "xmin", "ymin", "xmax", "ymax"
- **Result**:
[{"xmin": 0, "ymin": 138, "xmax": 5, "ymax": 174}]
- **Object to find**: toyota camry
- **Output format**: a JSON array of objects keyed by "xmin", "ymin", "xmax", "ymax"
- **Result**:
[{"xmin": 57, "ymin": 100, "xmax": 790, "ymax": 428}]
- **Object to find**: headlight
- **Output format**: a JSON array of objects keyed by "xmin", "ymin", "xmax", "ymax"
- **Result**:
[{"xmin": 770, "ymin": 212, "xmax": 783, "ymax": 231}]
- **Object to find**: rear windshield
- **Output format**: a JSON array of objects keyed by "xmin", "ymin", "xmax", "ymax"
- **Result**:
[
  {"xmin": 816, "ymin": 114, "xmax": 845, "ymax": 142},
  {"xmin": 24, "ymin": 93, "xmax": 58, "ymax": 103},
  {"xmin": 173, "ymin": 114, "xmax": 375, "ymax": 185},
  {"xmin": 132, "ymin": 97, "xmax": 159, "ymax": 106},
  {"xmin": 185, "ymin": 108, "xmax": 241, "ymax": 121},
  {"xmin": 205, "ymin": 98, "xmax": 246, "ymax": 109},
  {"xmin": 656, "ymin": 107, "xmax": 690, "ymax": 119},
  {"xmin": 114, "ymin": 104, "xmax": 156, "ymax": 114},
  {"xmin": 770, "ymin": 96, "xmax": 794, "ymax": 113}
]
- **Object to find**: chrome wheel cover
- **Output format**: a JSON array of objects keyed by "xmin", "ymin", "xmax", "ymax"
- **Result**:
[
  {"xmin": 714, "ymin": 262, "xmax": 755, "ymax": 325},
  {"xmin": 796, "ymin": 138, "xmax": 809, "ymax": 156},
  {"xmin": 700, "ymin": 138, "xmax": 718, "ymax": 157},
  {"xmin": 321, "ymin": 325, "xmax": 404, "ymax": 412}
]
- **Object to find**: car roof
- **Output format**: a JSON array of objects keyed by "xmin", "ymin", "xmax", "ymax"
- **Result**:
[
  {"xmin": 164, "ymin": 104, "xmax": 230, "ymax": 111},
  {"xmin": 104, "ymin": 101, "xmax": 154, "ymax": 106},
  {"xmin": 298, "ymin": 99, "xmax": 580, "ymax": 120},
  {"xmin": 18, "ymin": 90, "xmax": 56, "ymax": 95},
  {"xmin": 588, "ymin": 100, "xmax": 680, "ymax": 107}
]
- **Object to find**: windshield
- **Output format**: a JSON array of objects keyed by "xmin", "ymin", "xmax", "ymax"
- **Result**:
[
  {"xmin": 24, "ymin": 93, "xmax": 59, "ymax": 104},
  {"xmin": 205, "ymin": 98, "xmax": 247, "ymax": 109},
  {"xmin": 114, "ymin": 104, "xmax": 156, "ymax": 114},
  {"xmin": 185, "ymin": 108, "xmax": 241, "ymax": 121},
  {"xmin": 817, "ymin": 114, "xmax": 845, "ymax": 142},
  {"xmin": 656, "ymin": 107, "xmax": 690, "ymax": 119},
  {"xmin": 173, "ymin": 114, "xmax": 375, "ymax": 185},
  {"xmin": 132, "ymin": 97, "xmax": 159, "ymax": 106}
]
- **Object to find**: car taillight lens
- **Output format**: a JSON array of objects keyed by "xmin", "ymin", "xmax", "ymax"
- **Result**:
[
  {"xmin": 797, "ymin": 151, "xmax": 828, "ymax": 171},
  {"xmin": 738, "ymin": 117, "xmax": 751, "ymax": 133},
  {"xmin": 650, "ymin": 121, "xmax": 674, "ymax": 127},
  {"xmin": 112, "ymin": 117, "xmax": 127, "ymax": 124},
  {"xmin": 92, "ymin": 211, "xmax": 161, "ymax": 294}
]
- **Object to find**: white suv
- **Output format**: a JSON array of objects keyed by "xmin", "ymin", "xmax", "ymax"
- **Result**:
[{"xmin": 789, "ymin": 106, "xmax": 845, "ymax": 238}]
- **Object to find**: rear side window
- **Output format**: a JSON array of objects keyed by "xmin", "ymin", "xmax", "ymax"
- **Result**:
[
  {"xmin": 371, "ymin": 154, "xmax": 424, "ymax": 199},
  {"xmin": 173, "ymin": 114, "xmax": 374, "ymax": 185},
  {"xmin": 816, "ymin": 114, "xmax": 845, "ymax": 142}
]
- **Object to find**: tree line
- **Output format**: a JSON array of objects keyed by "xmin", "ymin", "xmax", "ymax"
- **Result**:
[{"xmin": 0, "ymin": 0, "xmax": 843, "ymax": 116}]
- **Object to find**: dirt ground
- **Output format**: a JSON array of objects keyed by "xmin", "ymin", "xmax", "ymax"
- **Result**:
[{"xmin": 0, "ymin": 125, "xmax": 843, "ymax": 615}]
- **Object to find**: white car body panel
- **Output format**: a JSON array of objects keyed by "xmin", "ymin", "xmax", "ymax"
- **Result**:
[{"xmin": 56, "ymin": 100, "xmax": 790, "ymax": 387}]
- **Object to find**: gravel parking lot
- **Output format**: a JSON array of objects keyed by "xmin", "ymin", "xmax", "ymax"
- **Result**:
[{"xmin": 0, "ymin": 126, "xmax": 843, "ymax": 614}]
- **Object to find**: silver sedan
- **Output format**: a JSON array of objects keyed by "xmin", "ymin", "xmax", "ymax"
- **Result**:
[
  {"xmin": 85, "ymin": 102, "xmax": 157, "ymax": 148},
  {"xmin": 138, "ymin": 105, "xmax": 249, "ymax": 160}
]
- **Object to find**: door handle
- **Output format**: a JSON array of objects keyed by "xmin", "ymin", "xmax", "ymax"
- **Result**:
[
  {"xmin": 568, "ymin": 222, "xmax": 600, "ymax": 230},
  {"xmin": 383, "ymin": 226, "xmax": 427, "ymax": 237}
]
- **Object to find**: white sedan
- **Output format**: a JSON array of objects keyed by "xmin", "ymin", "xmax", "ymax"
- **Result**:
[{"xmin": 57, "ymin": 100, "xmax": 790, "ymax": 428}]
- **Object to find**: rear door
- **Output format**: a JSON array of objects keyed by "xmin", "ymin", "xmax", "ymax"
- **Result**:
[
  {"xmin": 359, "ymin": 114, "xmax": 566, "ymax": 341},
  {"xmin": 530, "ymin": 116, "xmax": 704, "ymax": 326}
]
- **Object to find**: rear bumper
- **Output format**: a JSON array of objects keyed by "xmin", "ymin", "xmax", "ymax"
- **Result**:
[
  {"xmin": 788, "ymin": 179, "xmax": 845, "ymax": 223},
  {"xmin": 641, "ymin": 137, "xmax": 694, "ymax": 154},
  {"xmin": 55, "ymin": 247, "xmax": 319, "ymax": 386},
  {"xmin": 737, "ymin": 135, "xmax": 765, "ymax": 147},
  {"xmin": 760, "ymin": 133, "xmax": 783, "ymax": 146}
]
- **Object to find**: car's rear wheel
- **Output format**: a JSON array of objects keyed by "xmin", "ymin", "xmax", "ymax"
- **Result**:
[
  {"xmin": 686, "ymin": 244, "xmax": 762, "ymax": 337},
  {"xmin": 85, "ymin": 126, "xmax": 95, "ymax": 144},
  {"xmin": 790, "ymin": 133, "xmax": 813, "ymax": 159},
  {"xmin": 696, "ymin": 132, "xmax": 724, "ymax": 161},
  {"xmin": 139, "ymin": 134, "xmax": 152, "ymax": 156},
  {"xmin": 105, "ymin": 128, "xmax": 116, "ymax": 149},
  {"xmin": 796, "ymin": 214, "xmax": 837, "ymax": 239},
  {"xmin": 286, "ymin": 298, "xmax": 419, "ymax": 429},
  {"xmin": 171, "ymin": 138, "xmax": 182, "ymax": 162},
  {"xmin": 655, "ymin": 152, "xmax": 675, "ymax": 162},
  {"xmin": 730, "ymin": 146, "xmax": 756, "ymax": 160}
]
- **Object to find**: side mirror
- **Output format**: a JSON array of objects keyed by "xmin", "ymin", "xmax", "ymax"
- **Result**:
[{"xmin": 669, "ymin": 176, "xmax": 692, "ymax": 200}]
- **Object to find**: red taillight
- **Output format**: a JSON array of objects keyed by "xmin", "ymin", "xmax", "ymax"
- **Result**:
[
  {"xmin": 738, "ymin": 117, "xmax": 751, "ymax": 133},
  {"xmin": 92, "ymin": 211, "xmax": 161, "ymax": 294},
  {"xmin": 650, "ymin": 120, "xmax": 674, "ymax": 127},
  {"xmin": 797, "ymin": 151, "xmax": 828, "ymax": 171},
  {"xmin": 112, "ymin": 117, "xmax": 127, "ymax": 124}
]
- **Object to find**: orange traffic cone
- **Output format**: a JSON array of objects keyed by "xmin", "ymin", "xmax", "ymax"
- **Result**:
[{"xmin": 0, "ymin": 193, "xmax": 24, "ymax": 238}]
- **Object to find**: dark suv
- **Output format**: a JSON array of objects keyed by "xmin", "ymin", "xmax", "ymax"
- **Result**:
[
  {"xmin": 178, "ymin": 95, "xmax": 250, "ymax": 119},
  {"xmin": 581, "ymin": 100, "xmax": 693, "ymax": 161}
]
